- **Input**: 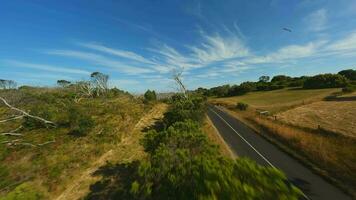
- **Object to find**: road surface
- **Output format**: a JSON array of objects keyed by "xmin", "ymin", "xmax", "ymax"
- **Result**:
[{"xmin": 207, "ymin": 105, "xmax": 351, "ymax": 200}]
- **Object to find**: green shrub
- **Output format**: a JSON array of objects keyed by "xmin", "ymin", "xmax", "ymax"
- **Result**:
[
  {"xmin": 236, "ymin": 102, "xmax": 248, "ymax": 111},
  {"xmin": 68, "ymin": 106, "xmax": 94, "ymax": 136},
  {"xmin": 0, "ymin": 183, "xmax": 43, "ymax": 200},
  {"xmin": 342, "ymin": 84, "xmax": 356, "ymax": 93},
  {"xmin": 22, "ymin": 105, "xmax": 54, "ymax": 129},
  {"xmin": 144, "ymin": 90, "xmax": 157, "ymax": 102}
]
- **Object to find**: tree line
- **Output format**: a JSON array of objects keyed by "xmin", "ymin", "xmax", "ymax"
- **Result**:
[{"xmin": 196, "ymin": 69, "xmax": 356, "ymax": 97}]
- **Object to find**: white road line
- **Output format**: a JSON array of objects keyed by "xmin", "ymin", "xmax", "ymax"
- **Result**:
[
  {"xmin": 209, "ymin": 107, "xmax": 311, "ymax": 200},
  {"xmin": 209, "ymin": 107, "xmax": 276, "ymax": 168}
]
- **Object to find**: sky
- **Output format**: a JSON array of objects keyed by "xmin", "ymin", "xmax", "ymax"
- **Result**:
[{"xmin": 1, "ymin": 0, "xmax": 356, "ymax": 93}]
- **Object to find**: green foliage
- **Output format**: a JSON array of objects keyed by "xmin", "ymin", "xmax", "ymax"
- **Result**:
[
  {"xmin": 144, "ymin": 90, "xmax": 157, "ymax": 102},
  {"xmin": 22, "ymin": 104, "xmax": 54, "ymax": 129},
  {"xmin": 259, "ymin": 75, "xmax": 270, "ymax": 82},
  {"xmin": 338, "ymin": 69, "xmax": 356, "ymax": 80},
  {"xmin": 163, "ymin": 94, "xmax": 206, "ymax": 127},
  {"xmin": 67, "ymin": 106, "xmax": 95, "ymax": 136},
  {"xmin": 342, "ymin": 84, "xmax": 356, "ymax": 93},
  {"xmin": 303, "ymin": 74, "xmax": 348, "ymax": 89},
  {"xmin": 236, "ymin": 102, "xmax": 248, "ymax": 111},
  {"xmin": 0, "ymin": 165, "xmax": 11, "ymax": 189},
  {"xmin": 0, "ymin": 183, "xmax": 43, "ymax": 200}
]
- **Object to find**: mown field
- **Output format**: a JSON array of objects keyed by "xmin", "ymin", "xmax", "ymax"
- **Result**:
[
  {"xmin": 209, "ymin": 88, "xmax": 356, "ymax": 197},
  {"xmin": 0, "ymin": 87, "xmax": 151, "ymax": 199}
]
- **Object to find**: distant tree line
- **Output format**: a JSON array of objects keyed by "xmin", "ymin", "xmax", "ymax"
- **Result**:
[{"xmin": 196, "ymin": 69, "xmax": 355, "ymax": 97}]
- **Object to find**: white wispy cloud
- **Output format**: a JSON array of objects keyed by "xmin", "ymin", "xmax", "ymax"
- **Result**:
[
  {"xmin": 46, "ymin": 50, "xmax": 154, "ymax": 75},
  {"xmin": 78, "ymin": 42, "xmax": 155, "ymax": 64},
  {"xmin": 305, "ymin": 8, "xmax": 328, "ymax": 32},
  {"xmin": 188, "ymin": 30, "xmax": 249, "ymax": 64},
  {"xmin": 3, "ymin": 60, "xmax": 90, "ymax": 75},
  {"xmin": 325, "ymin": 32, "xmax": 356, "ymax": 52}
]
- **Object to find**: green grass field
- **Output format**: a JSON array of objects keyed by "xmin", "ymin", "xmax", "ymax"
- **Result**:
[{"xmin": 210, "ymin": 88, "xmax": 340, "ymax": 113}]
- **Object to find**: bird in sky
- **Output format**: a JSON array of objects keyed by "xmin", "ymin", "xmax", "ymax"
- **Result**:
[{"xmin": 282, "ymin": 27, "xmax": 292, "ymax": 32}]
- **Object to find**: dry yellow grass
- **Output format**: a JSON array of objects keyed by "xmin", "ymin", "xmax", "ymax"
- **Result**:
[
  {"xmin": 210, "ymin": 88, "xmax": 339, "ymax": 113},
  {"xmin": 277, "ymin": 101, "xmax": 356, "ymax": 138}
]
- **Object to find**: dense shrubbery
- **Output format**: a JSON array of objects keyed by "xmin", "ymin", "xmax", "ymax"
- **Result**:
[
  {"xmin": 236, "ymin": 102, "xmax": 248, "ymax": 111},
  {"xmin": 303, "ymin": 74, "xmax": 348, "ymax": 89},
  {"xmin": 67, "ymin": 106, "xmax": 95, "ymax": 136},
  {"xmin": 163, "ymin": 94, "xmax": 206, "ymax": 127}
]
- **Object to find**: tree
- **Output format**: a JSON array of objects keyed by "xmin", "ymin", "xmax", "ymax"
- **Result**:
[
  {"xmin": 303, "ymin": 74, "xmax": 348, "ymax": 89},
  {"xmin": 0, "ymin": 79, "xmax": 17, "ymax": 90},
  {"xmin": 57, "ymin": 80, "xmax": 71, "ymax": 87},
  {"xmin": 90, "ymin": 72, "xmax": 109, "ymax": 96},
  {"xmin": 259, "ymin": 75, "xmax": 270, "ymax": 82},
  {"xmin": 271, "ymin": 75, "xmax": 292, "ymax": 83},
  {"xmin": 144, "ymin": 90, "xmax": 157, "ymax": 102},
  {"xmin": 338, "ymin": 69, "xmax": 356, "ymax": 80}
]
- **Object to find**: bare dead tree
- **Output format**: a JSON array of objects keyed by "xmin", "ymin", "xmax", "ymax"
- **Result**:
[
  {"xmin": 0, "ymin": 79, "xmax": 17, "ymax": 90},
  {"xmin": 74, "ymin": 81, "xmax": 95, "ymax": 102},
  {"xmin": 0, "ymin": 97, "xmax": 56, "ymax": 126},
  {"xmin": 172, "ymin": 69, "xmax": 188, "ymax": 98},
  {"xmin": 91, "ymin": 72, "xmax": 109, "ymax": 96}
]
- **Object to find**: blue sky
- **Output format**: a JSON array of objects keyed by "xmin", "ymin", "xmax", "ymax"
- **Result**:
[{"xmin": 1, "ymin": 0, "xmax": 356, "ymax": 93}]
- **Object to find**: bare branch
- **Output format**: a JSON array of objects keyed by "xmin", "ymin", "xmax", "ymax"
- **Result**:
[
  {"xmin": 0, "ymin": 125, "xmax": 23, "ymax": 136},
  {"xmin": 0, "ymin": 115, "xmax": 24, "ymax": 123},
  {"xmin": 1, "ymin": 133, "xmax": 23, "ymax": 136},
  {"xmin": 172, "ymin": 69, "xmax": 188, "ymax": 98},
  {"xmin": 0, "ymin": 97, "xmax": 56, "ymax": 126},
  {"xmin": 1, "ymin": 139, "xmax": 55, "ymax": 147}
]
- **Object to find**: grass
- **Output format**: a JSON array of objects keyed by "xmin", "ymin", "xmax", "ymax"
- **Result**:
[
  {"xmin": 210, "ymin": 88, "xmax": 339, "ymax": 113},
  {"xmin": 0, "ymin": 88, "xmax": 151, "ymax": 199},
  {"xmin": 276, "ymin": 100, "xmax": 356, "ymax": 138}
]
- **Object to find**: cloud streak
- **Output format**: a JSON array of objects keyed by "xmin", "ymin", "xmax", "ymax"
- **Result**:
[
  {"xmin": 3, "ymin": 60, "xmax": 90, "ymax": 75},
  {"xmin": 46, "ymin": 50, "xmax": 154, "ymax": 75}
]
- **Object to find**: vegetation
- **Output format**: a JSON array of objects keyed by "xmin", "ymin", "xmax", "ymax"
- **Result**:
[
  {"xmin": 144, "ymin": 90, "xmax": 157, "ymax": 102},
  {"xmin": 338, "ymin": 69, "xmax": 356, "ymax": 81},
  {"xmin": 199, "ymin": 69, "xmax": 354, "ymax": 98},
  {"xmin": 0, "ymin": 73, "xmax": 149, "ymax": 198},
  {"xmin": 236, "ymin": 102, "xmax": 248, "ymax": 111},
  {"xmin": 303, "ymin": 73, "xmax": 348, "ymax": 89},
  {"xmin": 86, "ymin": 92, "xmax": 301, "ymax": 199}
]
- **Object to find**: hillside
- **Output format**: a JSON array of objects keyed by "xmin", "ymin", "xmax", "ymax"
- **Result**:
[{"xmin": 0, "ymin": 87, "xmax": 152, "ymax": 198}]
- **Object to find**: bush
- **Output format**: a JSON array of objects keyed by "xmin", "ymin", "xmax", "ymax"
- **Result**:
[
  {"xmin": 22, "ymin": 105, "xmax": 54, "ymax": 129},
  {"xmin": 303, "ymin": 74, "xmax": 348, "ymax": 89},
  {"xmin": 163, "ymin": 94, "xmax": 206, "ymax": 127},
  {"xmin": 0, "ymin": 182, "xmax": 43, "ymax": 200},
  {"xmin": 338, "ymin": 69, "xmax": 356, "ymax": 81},
  {"xmin": 342, "ymin": 84, "xmax": 356, "ymax": 93},
  {"xmin": 144, "ymin": 90, "xmax": 157, "ymax": 102},
  {"xmin": 236, "ymin": 102, "xmax": 248, "ymax": 111},
  {"xmin": 68, "ymin": 106, "xmax": 94, "ymax": 136}
]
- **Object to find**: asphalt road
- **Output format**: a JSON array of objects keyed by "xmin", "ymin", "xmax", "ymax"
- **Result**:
[{"xmin": 207, "ymin": 105, "xmax": 351, "ymax": 200}]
